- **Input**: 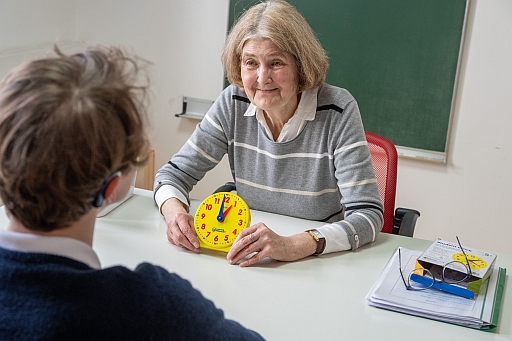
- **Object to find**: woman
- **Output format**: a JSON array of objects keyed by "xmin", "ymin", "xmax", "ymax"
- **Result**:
[{"xmin": 154, "ymin": 0, "xmax": 383, "ymax": 267}]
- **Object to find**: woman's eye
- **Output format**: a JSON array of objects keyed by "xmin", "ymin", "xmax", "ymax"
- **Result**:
[
  {"xmin": 244, "ymin": 60, "xmax": 257, "ymax": 67},
  {"xmin": 271, "ymin": 61, "xmax": 284, "ymax": 67}
]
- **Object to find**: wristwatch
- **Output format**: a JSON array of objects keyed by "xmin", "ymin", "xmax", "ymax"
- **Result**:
[{"xmin": 306, "ymin": 229, "xmax": 326, "ymax": 255}]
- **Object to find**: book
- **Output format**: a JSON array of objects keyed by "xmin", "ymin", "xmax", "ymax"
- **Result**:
[{"xmin": 366, "ymin": 247, "xmax": 506, "ymax": 330}]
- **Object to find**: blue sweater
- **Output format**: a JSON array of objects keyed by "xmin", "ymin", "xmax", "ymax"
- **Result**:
[{"xmin": 0, "ymin": 247, "xmax": 264, "ymax": 341}]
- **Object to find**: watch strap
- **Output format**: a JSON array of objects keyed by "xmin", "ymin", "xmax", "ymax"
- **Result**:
[{"xmin": 307, "ymin": 229, "xmax": 326, "ymax": 255}]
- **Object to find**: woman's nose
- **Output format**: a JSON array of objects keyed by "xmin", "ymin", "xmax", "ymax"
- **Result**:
[{"xmin": 257, "ymin": 66, "xmax": 271, "ymax": 84}]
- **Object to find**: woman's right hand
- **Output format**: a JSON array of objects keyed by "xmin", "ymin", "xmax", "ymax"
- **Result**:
[{"xmin": 161, "ymin": 198, "xmax": 200, "ymax": 252}]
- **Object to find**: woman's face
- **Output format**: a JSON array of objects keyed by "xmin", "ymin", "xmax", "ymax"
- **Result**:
[{"xmin": 240, "ymin": 39, "xmax": 299, "ymax": 116}]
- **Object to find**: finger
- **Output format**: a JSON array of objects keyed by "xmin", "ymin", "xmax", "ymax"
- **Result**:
[
  {"xmin": 227, "ymin": 232, "xmax": 254, "ymax": 260},
  {"xmin": 176, "ymin": 235, "xmax": 201, "ymax": 253},
  {"xmin": 228, "ymin": 234, "xmax": 261, "ymax": 265},
  {"xmin": 228, "ymin": 225, "xmax": 258, "ymax": 257},
  {"xmin": 233, "ymin": 240, "xmax": 268, "ymax": 267},
  {"xmin": 179, "ymin": 214, "xmax": 200, "ymax": 249},
  {"xmin": 167, "ymin": 216, "xmax": 200, "ymax": 252},
  {"xmin": 239, "ymin": 250, "xmax": 267, "ymax": 267},
  {"xmin": 167, "ymin": 224, "xmax": 196, "ymax": 251},
  {"xmin": 233, "ymin": 225, "xmax": 257, "ymax": 243}
]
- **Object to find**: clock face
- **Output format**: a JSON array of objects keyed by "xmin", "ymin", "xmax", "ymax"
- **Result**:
[
  {"xmin": 194, "ymin": 192, "xmax": 251, "ymax": 252},
  {"xmin": 451, "ymin": 253, "xmax": 488, "ymax": 270}
]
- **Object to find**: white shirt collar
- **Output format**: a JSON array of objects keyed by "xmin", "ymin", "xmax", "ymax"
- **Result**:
[
  {"xmin": 0, "ymin": 229, "xmax": 101, "ymax": 269},
  {"xmin": 244, "ymin": 87, "xmax": 318, "ymax": 142}
]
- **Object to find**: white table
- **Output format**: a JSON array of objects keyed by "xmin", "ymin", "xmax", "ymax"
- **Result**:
[{"xmin": 2, "ymin": 189, "xmax": 511, "ymax": 340}]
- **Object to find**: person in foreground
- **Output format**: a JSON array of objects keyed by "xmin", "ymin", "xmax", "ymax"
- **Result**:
[
  {"xmin": 0, "ymin": 46, "xmax": 264, "ymax": 341},
  {"xmin": 154, "ymin": 0, "xmax": 384, "ymax": 267}
]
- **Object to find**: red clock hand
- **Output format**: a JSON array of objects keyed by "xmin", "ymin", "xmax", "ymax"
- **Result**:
[{"xmin": 222, "ymin": 205, "xmax": 233, "ymax": 220}]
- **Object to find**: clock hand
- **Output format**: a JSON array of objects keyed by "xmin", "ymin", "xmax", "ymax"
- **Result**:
[
  {"xmin": 222, "ymin": 205, "xmax": 233, "ymax": 220},
  {"xmin": 217, "ymin": 195, "xmax": 226, "ymax": 222}
]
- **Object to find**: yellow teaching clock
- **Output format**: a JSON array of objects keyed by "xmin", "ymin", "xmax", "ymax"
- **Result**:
[
  {"xmin": 194, "ymin": 192, "xmax": 251, "ymax": 252},
  {"xmin": 452, "ymin": 253, "xmax": 488, "ymax": 270}
]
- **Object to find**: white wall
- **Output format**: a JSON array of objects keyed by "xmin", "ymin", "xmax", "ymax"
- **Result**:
[
  {"xmin": 1, "ymin": 0, "xmax": 511, "ymax": 254},
  {"xmin": 74, "ymin": 0, "xmax": 233, "ymax": 197},
  {"xmin": 0, "ymin": 0, "xmax": 75, "ymax": 50},
  {"xmin": 0, "ymin": 0, "xmax": 76, "ymax": 76},
  {"xmin": 0, "ymin": 0, "xmax": 77, "ymax": 207}
]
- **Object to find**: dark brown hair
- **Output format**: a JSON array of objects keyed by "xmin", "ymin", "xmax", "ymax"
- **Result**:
[
  {"xmin": 0, "ymin": 45, "xmax": 150, "ymax": 231},
  {"xmin": 222, "ymin": 0, "xmax": 329, "ymax": 92}
]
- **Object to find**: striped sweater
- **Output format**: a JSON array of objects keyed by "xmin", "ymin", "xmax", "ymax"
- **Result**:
[{"xmin": 154, "ymin": 83, "xmax": 383, "ymax": 252}]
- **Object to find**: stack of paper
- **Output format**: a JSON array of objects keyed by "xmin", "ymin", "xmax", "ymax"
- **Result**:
[{"xmin": 366, "ymin": 248, "xmax": 506, "ymax": 330}]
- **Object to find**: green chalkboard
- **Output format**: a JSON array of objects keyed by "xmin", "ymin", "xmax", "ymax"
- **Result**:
[{"xmin": 228, "ymin": 0, "xmax": 468, "ymax": 162}]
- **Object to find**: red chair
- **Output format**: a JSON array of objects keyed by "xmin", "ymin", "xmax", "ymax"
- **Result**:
[{"xmin": 365, "ymin": 131, "xmax": 419, "ymax": 237}]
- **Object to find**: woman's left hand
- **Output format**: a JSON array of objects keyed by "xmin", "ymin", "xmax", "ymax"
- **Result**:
[{"xmin": 226, "ymin": 222, "xmax": 317, "ymax": 267}]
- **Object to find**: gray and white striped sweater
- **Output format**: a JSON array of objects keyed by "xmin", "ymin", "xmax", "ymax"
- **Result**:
[{"xmin": 154, "ymin": 83, "xmax": 383, "ymax": 252}]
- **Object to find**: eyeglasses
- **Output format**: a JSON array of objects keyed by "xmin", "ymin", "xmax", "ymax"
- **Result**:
[{"xmin": 399, "ymin": 236, "xmax": 474, "ymax": 292}]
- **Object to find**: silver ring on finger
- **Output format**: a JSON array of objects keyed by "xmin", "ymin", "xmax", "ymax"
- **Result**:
[{"xmin": 250, "ymin": 233, "xmax": 255, "ymax": 243}]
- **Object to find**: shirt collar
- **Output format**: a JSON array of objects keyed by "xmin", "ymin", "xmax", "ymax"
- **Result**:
[
  {"xmin": 0, "ymin": 229, "xmax": 101, "ymax": 269},
  {"xmin": 243, "ymin": 87, "xmax": 318, "ymax": 120}
]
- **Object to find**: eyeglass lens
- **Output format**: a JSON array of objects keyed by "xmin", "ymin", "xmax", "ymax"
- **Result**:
[
  {"xmin": 442, "ymin": 261, "xmax": 470, "ymax": 284},
  {"xmin": 408, "ymin": 268, "xmax": 435, "ymax": 290}
]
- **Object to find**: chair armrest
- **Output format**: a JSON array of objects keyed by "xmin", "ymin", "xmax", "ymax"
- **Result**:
[
  {"xmin": 214, "ymin": 182, "xmax": 237, "ymax": 193},
  {"xmin": 393, "ymin": 207, "xmax": 420, "ymax": 237}
]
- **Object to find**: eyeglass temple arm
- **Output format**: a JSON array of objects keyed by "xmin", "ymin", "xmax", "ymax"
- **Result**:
[{"xmin": 455, "ymin": 236, "xmax": 473, "ymax": 276}]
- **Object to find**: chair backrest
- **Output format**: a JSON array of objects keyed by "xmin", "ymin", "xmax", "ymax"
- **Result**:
[{"xmin": 365, "ymin": 131, "xmax": 398, "ymax": 234}]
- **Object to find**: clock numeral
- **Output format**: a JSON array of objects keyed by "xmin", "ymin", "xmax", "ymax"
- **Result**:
[
  {"xmin": 238, "ymin": 209, "xmax": 243, "ymax": 215},
  {"xmin": 205, "ymin": 204, "xmax": 213, "ymax": 210},
  {"xmin": 234, "ymin": 201, "xmax": 237, "ymax": 207},
  {"xmin": 206, "ymin": 232, "xmax": 211, "ymax": 238},
  {"xmin": 214, "ymin": 197, "xmax": 221, "ymax": 204},
  {"xmin": 201, "ymin": 223, "xmax": 206, "ymax": 230},
  {"xmin": 224, "ymin": 235, "xmax": 229, "ymax": 241},
  {"xmin": 214, "ymin": 235, "xmax": 219, "ymax": 242},
  {"xmin": 233, "ymin": 229, "xmax": 237, "ymax": 235},
  {"xmin": 238, "ymin": 219, "xmax": 243, "ymax": 226},
  {"xmin": 225, "ymin": 196, "xmax": 230, "ymax": 204},
  {"xmin": 201, "ymin": 213, "xmax": 206, "ymax": 219}
]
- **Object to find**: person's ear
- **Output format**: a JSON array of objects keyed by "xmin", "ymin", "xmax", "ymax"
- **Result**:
[
  {"xmin": 92, "ymin": 172, "xmax": 121, "ymax": 208},
  {"xmin": 103, "ymin": 176, "xmax": 120, "ymax": 203}
]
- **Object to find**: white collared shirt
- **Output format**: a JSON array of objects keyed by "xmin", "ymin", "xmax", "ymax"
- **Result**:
[
  {"xmin": 244, "ymin": 87, "xmax": 318, "ymax": 142},
  {"xmin": 0, "ymin": 229, "xmax": 101, "ymax": 269}
]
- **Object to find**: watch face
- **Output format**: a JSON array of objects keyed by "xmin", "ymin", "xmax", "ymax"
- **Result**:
[
  {"xmin": 311, "ymin": 230, "xmax": 322, "ymax": 239},
  {"xmin": 452, "ymin": 253, "xmax": 488, "ymax": 270},
  {"xmin": 194, "ymin": 192, "xmax": 251, "ymax": 252}
]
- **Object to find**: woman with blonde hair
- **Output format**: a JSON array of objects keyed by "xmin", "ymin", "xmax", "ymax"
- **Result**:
[{"xmin": 155, "ymin": 0, "xmax": 383, "ymax": 266}]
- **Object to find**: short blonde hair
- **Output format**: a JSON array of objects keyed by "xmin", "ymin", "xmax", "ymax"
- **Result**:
[
  {"xmin": 222, "ymin": 0, "xmax": 329, "ymax": 92},
  {"xmin": 0, "ymin": 45, "xmax": 150, "ymax": 231}
]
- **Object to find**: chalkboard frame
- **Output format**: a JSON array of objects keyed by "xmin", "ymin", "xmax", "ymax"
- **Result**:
[{"xmin": 227, "ymin": 0, "xmax": 470, "ymax": 163}]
